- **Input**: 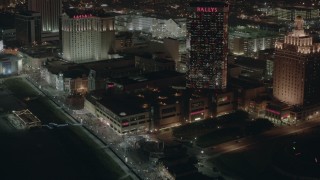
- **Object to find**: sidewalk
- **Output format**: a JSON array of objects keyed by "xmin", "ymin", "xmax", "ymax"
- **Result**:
[{"xmin": 24, "ymin": 77, "xmax": 140, "ymax": 180}]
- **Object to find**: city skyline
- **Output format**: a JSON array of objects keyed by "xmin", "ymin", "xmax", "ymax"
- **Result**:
[{"xmin": 0, "ymin": 1, "xmax": 320, "ymax": 180}]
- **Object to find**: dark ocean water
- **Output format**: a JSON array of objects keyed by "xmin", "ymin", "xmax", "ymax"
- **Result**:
[{"xmin": 0, "ymin": 120, "xmax": 116, "ymax": 180}]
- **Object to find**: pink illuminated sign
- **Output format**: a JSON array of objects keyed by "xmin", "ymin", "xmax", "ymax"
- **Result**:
[
  {"xmin": 73, "ymin": 14, "xmax": 93, "ymax": 19},
  {"xmin": 196, "ymin": 7, "xmax": 218, "ymax": 13},
  {"xmin": 190, "ymin": 110, "xmax": 205, "ymax": 115},
  {"xmin": 266, "ymin": 109, "xmax": 280, "ymax": 115}
]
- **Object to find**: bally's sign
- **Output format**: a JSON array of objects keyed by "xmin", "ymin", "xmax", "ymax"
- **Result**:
[{"xmin": 196, "ymin": 7, "xmax": 218, "ymax": 13}]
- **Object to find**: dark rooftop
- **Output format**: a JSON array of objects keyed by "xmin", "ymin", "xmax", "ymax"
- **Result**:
[
  {"xmin": 229, "ymin": 77, "xmax": 263, "ymax": 89},
  {"xmin": 111, "ymin": 71, "xmax": 184, "ymax": 86},
  {"xmin": 190, "ymin": 1, "xmax": 228, "ymax": 7},
  {"xmin": 45, "ymin": 57, "xmax": 137, "ymax": 78},
  {"xmin": 93, "ymin": 92, "xmax": 148, "ymax": 117},
  {"xmin": 235, "ymin": 56, "xmax": 266, "ymax": 70},
  {"xmin": 0, "ymin": 53, "xmax": 21, "ymax": 62},
  {"xmin": 63, "ymin": 67, "xmax": 89, "ymax": 79},
  {"xmin": 65, "ymin": 9, "xmax": 115, "ymax": 18},
  {"xmin": 0, "ymin": 13, "xmax": 15, "ymax": 28},
  {"xmin": 17, "ymin": 11, "xmax": 40, "ymax": 16},
  {"xmin": 154, "ymin": 58, "xmax": 174, "ymax": 64}
]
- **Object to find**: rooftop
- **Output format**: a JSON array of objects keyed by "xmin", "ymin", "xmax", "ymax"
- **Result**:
[
  {"xmin": 111, "ymin": 71, "xmax": 184, "ymax": 86},
  {"xmin": 0, "ymin": 53, "xmax": 21, "ymax": 62},
  {"xmin": 65, "ymin": 9, "xmax": 115, "ymax": 19},
  {"xmin": 229, "ymin": 77, "xmax": 264, "ymax": 89},
  {"xmin": 17, "ymin": 11, "xmax": 41, "ymax": 17},
  {"xmin": 88, "ymin": 92, "xmax": 148, "ymax": 117},
  {"xmin": 189, "ymin": 1, "xmax": 228, "ymax": 7},
  {"xmin": 235, "ymin": 56, "xmax": 266, "ymax": 70},
  {"xmin": 45, "ymin": 57, "xmax": 137, "ymax": 78},
  {"xmin": 0, "ymin": 13, "xmax": 15, "ymax": 28}
]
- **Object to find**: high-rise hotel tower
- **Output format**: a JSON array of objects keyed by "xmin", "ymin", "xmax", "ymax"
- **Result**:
[
  {"xmin": 187, "ymin": 1, "xmax": 229, "ymax": 89},
  {"xmin": 62, "ymin": 13, "xmax": 115, "ymax": 63},
  {"xmin": 28, "ymin": 0, "xmax": 62, "ymax": 32},
  {"xmin": 273, "ymin": 16, "xmax": 320, "ymax": 106}
]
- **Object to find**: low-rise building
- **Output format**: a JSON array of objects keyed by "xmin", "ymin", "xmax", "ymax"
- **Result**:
[
  {"xmin": 41, "ymin": 57, "xmax": 141, "ymax": 94},
  {"xmin": 215, "ymin": 91, "xmax": 234, "ymax": 116},
  {"xmin": 0, "ymin": 53, "xmax": 22, "ymax": 75},
  {"xmin": 109, "ymin": 70, "xmax": 185, "ymax": 92},
  {"xmin": 188, "ymin": 96, "xmax": 209, "ymax": 122},
  {"xmin": 265, "ymin": 102, "xmax": 292, "ymax": 125},
  {"xmin": 229, "ymin": 78, "xmax": 266, "ymax": 110},
  {"xmin": 265, "ymin": 102, "xmax": 320, "ymax": 125},
  {"xmin": 85, "ymin": 92, "xmax": 150, "ymax": 134}
]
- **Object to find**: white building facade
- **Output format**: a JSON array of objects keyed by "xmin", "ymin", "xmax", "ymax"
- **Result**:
[
  {"xmin": 62, "ymin": 14, "xmax": 115, "ymax": 63},
  {"xmin": 229, "ymin": 29, "xmax": 280, "ymax": 58},
  {"xmin": 115, "ymin": 15, "xmax": 186, "ymax": 39}
]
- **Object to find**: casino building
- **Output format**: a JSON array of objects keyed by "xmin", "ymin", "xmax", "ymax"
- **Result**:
[
  {"xmin": 186, "ymin": 1, "xmax": 229, "ymax": 89},
  {"xmin": 273, "ymin": 16, "xmax": 320, "ymax": 106},
  {"xmin": 61, "ymin": 13, "xmax": 115, "ymax": 63},
  {"xmin": 265, "ymin": 16, "xmax": 320, "ymax": 124}
]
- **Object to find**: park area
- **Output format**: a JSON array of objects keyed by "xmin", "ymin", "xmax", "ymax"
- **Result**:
[{"xmin": 173, "ymin": 111, "xmax": 274, "ymax": 147}]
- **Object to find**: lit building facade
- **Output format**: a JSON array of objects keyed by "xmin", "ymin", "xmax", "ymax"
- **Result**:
[
  {"xmin": 273, "ymin": 6, "xmax": 319, "ymax": 21},
  {"xmin": 62, "ymin": 14, "xmax": 115, "ymax": 63},
  {"xmin": 41, "ymin": 65, "xmax": 95, "ymax": 94},
  {"xmin": 114, "ymin": 15, "xmax": 186, "ymax": 39},
  {"xmin": 28, "ymin": 0, "xmax": 62, "ymax": 32},
  {"xmin": 0, "ymin": 54, "xmax": 22, "ymax": 75},
  {"xmin": 187, "ymin": 2, "xmax": 229, "ymax": 89},
  {"xmin": 273, "ymin": 16, "xmax": 320, "ymax": 106},
  {"xmin": 228, "ymin": 27, "xmax": 280, "ymax": 58}
]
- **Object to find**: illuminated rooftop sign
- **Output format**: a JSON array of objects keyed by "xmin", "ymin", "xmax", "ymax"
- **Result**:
[
  {"xmin": 73, "ymin": 14, "xmax": 93, "ymax": 19},
  {"xmin": 196, "ymin": 7, "xmax": 218, "ymax": 13}
]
